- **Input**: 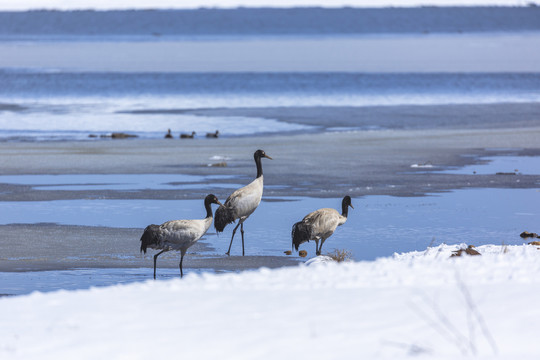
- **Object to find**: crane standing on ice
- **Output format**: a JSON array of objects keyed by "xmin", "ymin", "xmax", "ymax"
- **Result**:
[
  {"xmin": 214, "ymin": 149, "xmax": 273, "ymax": 256},
  {"xmin": 140, "ymin": 194, "xmax": 222, "ymax": 279},
  {"xmin": 292, "ymin": 196, "xmax": 353, "ymax": 256}
]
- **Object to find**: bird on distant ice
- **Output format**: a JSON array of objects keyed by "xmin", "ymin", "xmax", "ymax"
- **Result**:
[
  {"xmin": 206, "ymin": 130, "xmax": 219, "ymax": 138},
  {"xmin": 214, "ymin": 149, "xmax": 272, "ymax": 256},
  {"xmin": 140, "ymin": 194, "xmax": 222, "ymax": 279},
  {"xmin": 180, "ymin": 131, "xmax": 196, "ymax": 139},
  {"xmin": 164, "ymin": 129, "xmax": 173, "ymax": 138},
  {"xmin": 292, "ymin": 196, "xmax": 353, "ymax": 256}
]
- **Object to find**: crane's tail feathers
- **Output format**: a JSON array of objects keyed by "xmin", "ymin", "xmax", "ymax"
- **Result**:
[
  {"xmin": 214, "ymin": 205, "xmax": 235, "ymax": 233},
  {"xmin": 292, "ymin": 221, "xmax": 311, "ymax": 252},
  {"xmin": 140, "ymin": 224, "xmax": 161, "ymax": 254}
]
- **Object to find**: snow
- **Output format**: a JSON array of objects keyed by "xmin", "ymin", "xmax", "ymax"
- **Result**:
[
  {"xmin": 1, "ymin": 244, "xmax": 540, "ymax": 359},
  {"xmin": 0, "ymin": 1, "xmax": 535, "ymax": 11}
]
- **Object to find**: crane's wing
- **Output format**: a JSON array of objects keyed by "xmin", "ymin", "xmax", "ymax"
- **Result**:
[
  {"xmin": 302, "ymin": 208, "xmax": 340, "ymax": 236},
  {"xmin": 160, "ymin": 219, "xmax": 207, "ymax": 240}
]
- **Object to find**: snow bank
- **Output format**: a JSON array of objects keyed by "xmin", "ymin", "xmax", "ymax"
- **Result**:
[{"xmin": 1, "ymin": 244, "xmax": 540, "ymax": 359}]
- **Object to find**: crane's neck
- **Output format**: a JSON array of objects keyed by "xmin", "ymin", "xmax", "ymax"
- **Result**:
[
  {"xmin": 341, "ymin": 202, "xmax": 350, "ymax": 218},
  {"xmin": 204, "ymin": 200, "xmax": 214, "ymax": 219},
  {"xmin": 255, "ymin": 154, "xmax": 263, "ymax": 178}
]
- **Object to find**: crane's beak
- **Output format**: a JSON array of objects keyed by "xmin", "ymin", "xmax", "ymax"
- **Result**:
[
  {"xmin": 264, "ymin": 154, "xmax": 273, "ymax": 160},
  {"xmin": 216, "ymin": 200, "xmax": 223, "ymax": 206},
  {"xmin": 349, "ymin": 203, "xmax": 354, "ymax": 209}
]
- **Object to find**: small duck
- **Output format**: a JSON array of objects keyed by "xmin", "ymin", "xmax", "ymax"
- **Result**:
[
  {"xmin": 206, "ymin": 130, "xmax": 219, "ymax": 138},
  {"xmin": 180, "ymin": 131, "xmax": 196, "ymax": 139},
  {"xmin": 164, "ymin": 129, "xmax": 173, "ymax": 139}
]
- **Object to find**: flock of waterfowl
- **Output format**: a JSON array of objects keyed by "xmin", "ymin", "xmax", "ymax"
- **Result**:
[
  {"xmin": 89, "ymin": 129, "xmax": 220, "ymax": 140},
  {"xmin": 140, "ymin": 149, "xmax": 353, "ymax": 279},
  {"xmin": 165, "ymin": 129, "xmax": 220, "ymax": 139}
]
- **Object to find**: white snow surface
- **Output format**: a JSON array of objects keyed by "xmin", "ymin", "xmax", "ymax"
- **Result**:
[
  {"xmin": 2, "ymin": 244, "xmax": 540, "ymax": 359},
  {"xmin": 0, "ymin": 1, "xmax": 534, "ymax": 11}
]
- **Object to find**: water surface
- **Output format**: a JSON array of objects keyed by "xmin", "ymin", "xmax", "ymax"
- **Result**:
[
  {"xmin": 1, "ymin": 189, "xmax": 537, "ymax": 258},
  {"xmin": 436, "ymin": 156, "xmax": 540, "ymax": 175}
]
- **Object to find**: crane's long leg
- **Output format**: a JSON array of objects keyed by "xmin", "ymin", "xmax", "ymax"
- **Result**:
[
  {"xmin": 314, "ymin": 239, "xmax": 320, "ymax": 256},
  {"xmin": 240, "ymin": 223, "xmax": 245, "ymax": 256},
  {"xmin": 179, "ymin": 253, "xmax": 184, "ymax": 278},
  {"xmin": 153, "ymin": 249, "xmax": 167, "ymax": 279},
  {"xmin": 318, "ymin": 238, "xmax": 326, "ymax": 256},
  {"xmin": 226, "ymin": 222, "xmax": 242, "ymax": 256}
]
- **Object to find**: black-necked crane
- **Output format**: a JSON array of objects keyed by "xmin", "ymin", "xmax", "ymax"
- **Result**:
[
  {"xmin": 214, "ymin": 149, "xmax": 272, "ymax": 256},
  {"xmin": 180, "ymin": 131, "xmax": 196, "ymax": 139},
  {"xmin": 292, "ymin": 196, "xmax": 353, "ymax": 256},
  {"xmin": 206, "ymin": 130, "xmax": 219, "ymax": 138},
  {"xmin": 140, "ymin": 194, "xmax": 222, "ymax": 279},
  {"xmin": 164, "ymin": 129, "xmax": 173, "ymax": 139}
]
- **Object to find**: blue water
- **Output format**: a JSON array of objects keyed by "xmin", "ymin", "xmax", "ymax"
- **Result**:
[
  {"xmin": 1, "ymin": 72, "xmax": 539, "ymax": 140},
  {"xmin": 2, "ymin": 187, "xmax": 539, "ymax": 296},
  {"xmin": 3, "ymin": 72, "xmax": 540, "ymax": 98},
  {"xmin": 0, "ymin": 189, "xmax": 537, "ymax": 259},
  {"xmin": 435, "ymin": 156, "xmax": 540, "ymax": 175}
]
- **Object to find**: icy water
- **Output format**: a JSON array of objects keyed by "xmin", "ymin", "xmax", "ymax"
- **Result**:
[
  {"xmin": 436, "ymin": 156, "xmax": 540, "ymax": 175},
  {"xmin": 1, "ymin": 187, "xmax": 539, "ymax": 295},
  {"xmin": 0, "ymin": 268, "xmax": 222, "ymax": 297},
  {"xmin": 1, "ymin": 149, "xmax": 539, "ymax": 295},
  {"xmin": 2, "ymin": 72, "xmax": 539, "ymax": 141},
  {"xmin": 1, "ymin": 156, "xmax": 540, "ymax": 296},
  {"xmin": 1, "ymin": 189, "xmax": 538, "ymax": 257}
]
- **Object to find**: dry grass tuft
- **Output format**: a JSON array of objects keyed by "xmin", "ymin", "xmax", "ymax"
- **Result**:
[{"xmin": 326, "ymin": 249, "xmax": 353, "ymax": 262}]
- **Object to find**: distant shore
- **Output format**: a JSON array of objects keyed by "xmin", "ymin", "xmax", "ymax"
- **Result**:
[{"xmin": 2, "ymin": 7, "xmax": 540, "ymax": 36}]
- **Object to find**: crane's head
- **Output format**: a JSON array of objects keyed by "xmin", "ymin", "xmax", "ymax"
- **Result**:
[
  {"xmin": 254, "ymin": 149, "xmax": 273, "ymax": 160},
  {"xmin": 205, "ymin": 194, "xmax": 223, "ymax": 207},
  {"xmin": 342, "ymin": 195, "xmax": 354, "ymax": 209}
]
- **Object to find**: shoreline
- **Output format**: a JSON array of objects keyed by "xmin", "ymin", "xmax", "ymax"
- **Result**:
[
  {"xmin": 0, "ymin": 126, "xmax": 539, "ymax": 199},
  {"xmin": 0, "ymin": 223, "xmax": 301, "ymax": 273}
]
